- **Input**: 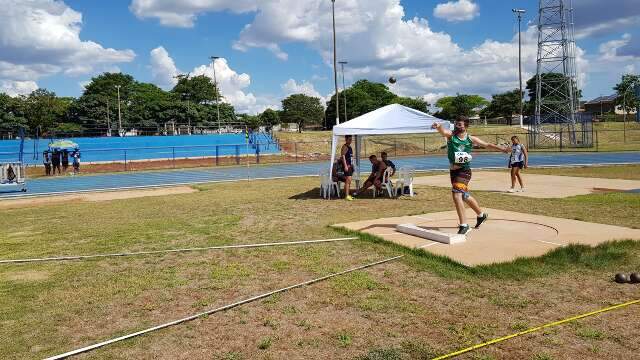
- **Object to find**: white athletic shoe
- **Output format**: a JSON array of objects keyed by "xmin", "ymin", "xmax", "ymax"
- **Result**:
[
  {"xmin": 507, "ymin": 188, "xmax": 516, "ymax": 193},
  {"xmin": 520, "ymin": 188, "xmax": 525, "ymax": 192}
]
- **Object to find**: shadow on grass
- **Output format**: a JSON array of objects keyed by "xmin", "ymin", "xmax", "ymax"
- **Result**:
[
  {"xmin": 334, "ymin": 227, "xmax": 640, "ymax": 281},
  {"xmin": 289, "ymin": 188, "xmax": 326, "ymax": 200}
]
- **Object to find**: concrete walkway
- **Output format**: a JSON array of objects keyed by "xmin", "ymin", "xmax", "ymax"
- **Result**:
[{"xmin": 413, "ymin": 171, "xmax": 640, "ymax": 198}]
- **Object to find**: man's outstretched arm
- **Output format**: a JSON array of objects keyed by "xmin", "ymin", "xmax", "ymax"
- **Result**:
[
  {"xmin": 471, "ymin": 136, "xmax": 508, "ymax": 153},
  {"xmin": 431, "ymin": 122, "xmax": 452, "ymax": 139}
]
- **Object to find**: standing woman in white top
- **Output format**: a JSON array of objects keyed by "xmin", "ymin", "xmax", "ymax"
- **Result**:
[{"xmin": 507, "ymin": 136, "xmax": 528, "ymax": 192}]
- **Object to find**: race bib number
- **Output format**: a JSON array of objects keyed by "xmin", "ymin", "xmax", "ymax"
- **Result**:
[{"xmin": 454, "ymin": 152, "xmax": 472, "ymax": 164}]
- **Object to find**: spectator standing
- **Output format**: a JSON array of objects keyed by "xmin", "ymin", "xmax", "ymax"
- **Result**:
[{"xmin": 43, "ymin": 151, "xmax": 51, "ymax": 176}]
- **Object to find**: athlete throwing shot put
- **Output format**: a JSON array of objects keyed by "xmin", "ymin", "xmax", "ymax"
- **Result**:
[{"xmin": 432, "ymin": 116, "xmax": 508, "ymax": 234}]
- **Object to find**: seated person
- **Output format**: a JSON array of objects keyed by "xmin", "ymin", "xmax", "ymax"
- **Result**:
[
  {"xmin": 332, "ymin": 160, "xmax": 347, "ymax": 183},
  {"xmin": 5, "ymin": 165, "xmax": 16, "ymax": 183},
  {"xmin": 380, "ymin": 151, "xmax": 396, "ymax": 177},
  {"xmin": 354, "ymin": 155, "xmax": 387, "ymax": 197}
]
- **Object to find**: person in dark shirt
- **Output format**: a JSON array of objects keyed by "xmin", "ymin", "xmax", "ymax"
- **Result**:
[
  {"xmin": 340, "ymin": 135, "xmax": 354, "ymax": 201},
  {"xmin": 380, "ymin": 151, "xmax": 396, "ymax": 177},
  {"xmin": 51, "ymin": 150, "xmax": 61, "ymax": 175},
  {"xmin": 72, "ymin": 151, "xmax": 81, "ymax": 174},
  {"xmin": 61, "ymin": 149, "xmax": 69, "ymax": 173},
  {"xmin": 354, "ymin": 155, "xmax": 387, "ymax": 197},
  {"xmin": 43, "ymin": 151, "xmax": 51, "ymax": 176}
]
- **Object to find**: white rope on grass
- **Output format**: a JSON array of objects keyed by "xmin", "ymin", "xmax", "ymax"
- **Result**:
[
  {"xmin": 0, "ymin": 237, "xmax": 358, "ymax": 265},
  {"xmin": 44, "ymin": 254, "xmax": 404, "ymax": 360}
]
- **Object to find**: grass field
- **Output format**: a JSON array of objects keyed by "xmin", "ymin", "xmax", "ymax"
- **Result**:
[{"xmin": 1, "ymin": 165, "xmax": 640, "ymax": 359}]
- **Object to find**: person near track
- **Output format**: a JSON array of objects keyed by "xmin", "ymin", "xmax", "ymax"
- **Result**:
[
  {"xmin": 432, "ymin": 115, "xmax": 508, "ymax": 234},
  {"xmin": 506, "ymin": 136, "xmax": 528, "ymax": 192}
]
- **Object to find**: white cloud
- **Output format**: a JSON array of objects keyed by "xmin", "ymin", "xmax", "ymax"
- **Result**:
[
  {"xmin": 130, "ymin": 0, "xmax": 574, "ymax": 101},
  {"xmin": 281, "ymin": 79, "xmax": 322, "ymax": 98},
  {"xmin": 147, "ymin": 47, "xmax": 275, "ymax": 114},
  {"xmin": 1, "ymin": 80, "xmax": 38, "ymax": 96},
  {"xmin": 190, "ymin": 57, "xmax": 279, "ymax": 114},
  {"xmin": 78, "ymin": 80, "xmax": 91, "ymax": 91},
  {"xmin": 575, "ymin": 17, "xmax": 640, "ymax": 40},
  {"xmin": 130, "ymin": 0, "xmax": 258, "ymax": 28},
  {"xmin": 433, "ymin": 0, "xmax": 479, "ymax": 22},
  {"xmin": 584, "ymin": 34, "xmax": 639, "ymax": 86},
  {"xmin": 281, "ymin": 78, "xmax": 328, "ymax": 107},
  {"xmin": 573, "ymin": 0, "xmax": 640, "ymax": 39},
  {"xmin": 423, "ymin": 92, "xmax": 447, "ymax": 105},
  {"xmin": 598, "ymin": 34, "xmax": 632, "ymax": 61},
  {"xmin": 0, "ymin": 0, "xmax": 135, "ymax": 94},
  {"xmin": 150, "ymin": 46, "xmax": 180, "ymax": 89}
]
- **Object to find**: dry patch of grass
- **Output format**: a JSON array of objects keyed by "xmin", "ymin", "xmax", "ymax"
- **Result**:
[{"xmin": 1, "ymin": 166, "xmax": 639, "ymax": 359}]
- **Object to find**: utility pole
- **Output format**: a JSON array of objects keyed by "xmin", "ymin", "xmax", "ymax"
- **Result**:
[
  {"xmin": 512, "ymin": 8, "xmax": 526, "ymax": 127},
  {"xmin": 331, "ymin": 0, "xmax": 340, "ymax": 125},
  {"xmin": 183, "ymin": 93, "xmax": 191, "ymax": 135},
  {"xmin": 623, "ymin": 79, "xmax": 640, "ymax": 126},
  {"xmin": 210, "ymin": 56, "xmax": 221, "ymax": 133},
  {"xmin": 339, "ymin": 61, "xmax": 348, "ymax": 121},
  {"xmin": 106, "ymin": 97, "xmax": 111, "ymax": 137},
  {"xmin": 175, "ymin": 73, "xmax": 192, "ymax": 135},
  {"xmin": 115, "ymin": 85, "xmax": 122, "ymax": 136}
]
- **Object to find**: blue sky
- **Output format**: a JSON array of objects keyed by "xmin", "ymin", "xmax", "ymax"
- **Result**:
[{"xmin": 1, "ymin": 0, "xmax": 639, "ymax": 113}]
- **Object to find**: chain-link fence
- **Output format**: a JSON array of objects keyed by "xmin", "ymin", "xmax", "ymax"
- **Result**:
[{"xmin": 2, "ymin": 128, "xmax": 639, "ymax": 178}]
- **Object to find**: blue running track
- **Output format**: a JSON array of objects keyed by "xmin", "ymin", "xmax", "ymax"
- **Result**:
[{"xmin": 1, "ymin": 152, "xmax": 638, "ymax": 199}]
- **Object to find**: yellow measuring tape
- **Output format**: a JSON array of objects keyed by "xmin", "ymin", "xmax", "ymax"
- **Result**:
[{"xmin": 432, "ymin": 299, "xmax": 640, "ymax": 360}]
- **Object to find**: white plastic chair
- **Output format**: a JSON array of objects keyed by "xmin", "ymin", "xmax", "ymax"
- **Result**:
[
  {"xmin": 395, "ymin": 167, "xmax": 415, "ymax": 197},
  {"xmin": 319, "ymin": 169, "xmax": 340, "ymax": 199},
  {"xmin": 372, "ymin": 167, "xmax": 394, "ymax": 198}
]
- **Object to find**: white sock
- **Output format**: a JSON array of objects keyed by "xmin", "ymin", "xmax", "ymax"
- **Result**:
[
  {"xmin": 478, "ymin": 212, "xmax": 485, "ymax": 218},
  {"xmin": 460, "ymin": 223, "xmax": 468, "ymax": 227}
]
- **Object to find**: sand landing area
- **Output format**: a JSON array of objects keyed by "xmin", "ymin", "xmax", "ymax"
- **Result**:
[
  {"xmin": 412, "ymin": 171, "xmax": 640, "ymax": 198},
  {"xmin": 334, "ymin": 208, "xmax": 640, "ymax": 266},
  {"xmin": 0, "ymin": 186, "xmax": 196, "ymax": 209}
]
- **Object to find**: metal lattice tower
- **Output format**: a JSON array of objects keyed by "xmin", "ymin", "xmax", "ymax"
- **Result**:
[{"xmin": 533, "ymin": 0, "xmax": 584, "ymax": 147}]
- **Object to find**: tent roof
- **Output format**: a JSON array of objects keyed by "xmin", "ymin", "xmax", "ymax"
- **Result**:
[{"xmin": 332, "ymin": 104, "xmax": 447, "ymax": 136}]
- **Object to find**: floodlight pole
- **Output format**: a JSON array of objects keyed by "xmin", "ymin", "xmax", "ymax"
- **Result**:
[
  {"xmin": 513, "ymin": 8, "xmax": 526, "ymax": 127},
  {"xmin": 183, "ymin": 93, "xmax": 191, "ymax": 135},
  {"xmin": 106, "ymin": 97, "xmax": 111, "ymax": 137},
  {"xmin": 339, "ymin": 61, "xmax": 348, "ymax": 122},
  {"xmin": 115, "ymin": 85, "xmax": 122, "ymax": 135},
  {"xmin": 175, "ymin": 73, "xmax": 192, "ymax": 135},
  {"xmin": 210, "ymin": 56, "xmax": 221, "ymax": 133},
  {"xmin": 331, "ymin": 0, "xmax": 340, "ymax": 125}
]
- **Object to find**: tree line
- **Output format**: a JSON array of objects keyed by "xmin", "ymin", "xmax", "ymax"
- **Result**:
[{"xmin": 1, "ymin": 72, "xmax": 636, "ymax": 137}]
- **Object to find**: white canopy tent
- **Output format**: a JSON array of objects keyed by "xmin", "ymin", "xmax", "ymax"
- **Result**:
[{"xmin": 329, "ymin": 104, "xmax": 452, "ymax": 186}]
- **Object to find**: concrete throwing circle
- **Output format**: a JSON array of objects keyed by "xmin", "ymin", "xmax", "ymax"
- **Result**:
[{"xmin": 414, "ymin": 217, "xmax": 561, "ymax": 246}]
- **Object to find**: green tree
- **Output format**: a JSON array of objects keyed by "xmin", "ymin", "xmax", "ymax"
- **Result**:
[
  {"xmin": 259, "ymin": 108, "xmax": 280, "ymax": 132},
  {"xmin": 525, "ymin": 73, "xmax": 582, "ymax": 116},
  {"xmin": 614, "ymin": 74, "xmax": 640, "ymax": 114},
  {"xmin": 239, "ymin": 114, "xmax": 262, "ymax": 130},
  {"xmin": 0, "ymin": 93, "xmax": 28, "ymax": 134},
  {"xmin": 198, "ymin": 102, "xmax": 236, "ymax": 129},
  {"xmin": 324, "ymin": 80, "xmax": 430, "ymax": 127},
  {"xmin": 171, "ymin": 75, "xmax": 220, "ymax": 105},
  {"xmin": 391, "ymin": 96, "xmax": 429, "ymax": 113},
  {"xmin": 127, "ymin": 82, "xmax": 172, "ymax": 130},
  {"xmin": 325, "ymin": 80, "xmax": 397, "ymax": 127},
  {"xmin": 479, "ymin": 90, "xmax": 522, "ymax": 125},
  {"xmin": 69, "ymin": 72, "xmax": 137, "ymax": 130},
  {"xmin": 435, "ymin": 94, "xmax": 488, "ymax": 119},
  {"xmin": 282, "ymin": 94, "xmax": 324, "ymax": 133},
  {"xmin": 22, "ymin": 89, "xmax": 71, "ymax": 133}
]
